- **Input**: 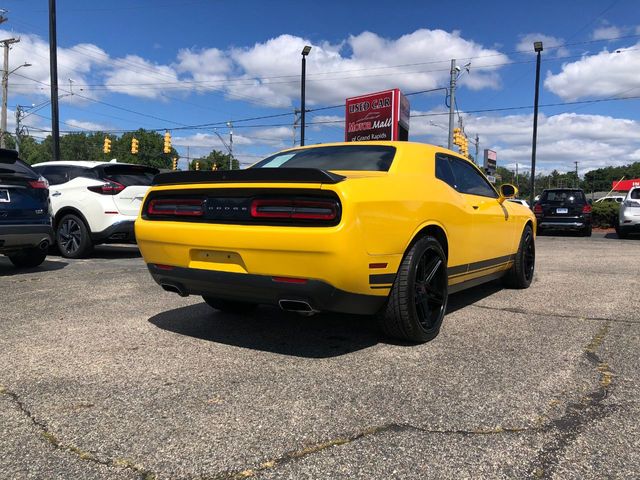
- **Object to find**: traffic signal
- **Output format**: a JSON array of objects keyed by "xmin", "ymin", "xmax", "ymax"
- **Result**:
[
  {"xmin": 163, "ymin": 131, "xmax": 172, "ymax": 154},
  {"xmin": 453, "ymin": 128, "xmax": 463, "ymax": 147},
  {"xmin": 195, "ymin": 161, "xmax": 200, "ymax": 171},
  {"xmin": 172, "ymin": 158, "xmax": 178, "ymax": 170},
  {"xmin": 131, "ymin": 138, "xmax": 139, "ymax": 154},
  {"xmin": 103, "ymin": 137, "xmax": 111, "ymax": 154}
]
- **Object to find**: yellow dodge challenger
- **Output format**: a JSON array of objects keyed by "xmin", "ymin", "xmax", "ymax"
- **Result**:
[{"xmin": 136, "ymin": 141, "xmax": 535, "ymax": 343}]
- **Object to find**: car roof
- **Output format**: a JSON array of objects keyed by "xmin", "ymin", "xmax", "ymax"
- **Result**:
[{"xmin": 32, "ymin": 161, "xmax": 129, "ymax": 168}]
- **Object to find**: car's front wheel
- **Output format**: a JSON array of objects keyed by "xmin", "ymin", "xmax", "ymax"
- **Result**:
[
  {"xmin": 582, "ymin": 225, "xmax": 592, "ymax": 237},
  {"xmin": 503, "ymin": 224, "xmax": 535, "ymax": 289},
  {"xmin": 378, "ymin": 236, "xmax": 448, "ymax": 343},
  {"xmin": 8, "ymin": 247, "xmax": 47, "ymax": 268},
  {"xmin": 56, "ymin": 214, "xmax": 93, "ymax": 258},
  {"xmin": 202, "ymin": 296, "xmax": 258, "ymax": 314}
]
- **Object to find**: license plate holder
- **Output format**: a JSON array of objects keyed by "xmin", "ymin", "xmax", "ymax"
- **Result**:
[
  {"xmin": 556, "ymin": 207, "xmax": 568, "ymax": 214},
  {"xmin": 0, "ymin": 189, "xmax": 9, "ymax": 203}
]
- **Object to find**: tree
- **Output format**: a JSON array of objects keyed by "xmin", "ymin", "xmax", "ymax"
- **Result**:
[{"xmin": 192, "ymin": 149, "xmax": 239, "ymax": 170}]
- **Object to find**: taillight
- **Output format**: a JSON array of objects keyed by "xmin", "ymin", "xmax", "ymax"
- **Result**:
[
  {"xmin": 147, "ymin": 198, "xmax": 204, "ymax": 217},
  {"xmin": 533, "ymin": 203, "xmax": 543, "ymax": 214},
  {"xmin": 251, "ymin": 198, "xmax": 338, "ymax": 221},
  {"xmin": 88, "ymin": 180, "xmax": 125, "ymax": 195},
  {"xmin": 29, "ymin": 177, "xmax": 49, "ymax": 189},
  {"xmin": 582, "ymin": 204, "xmax": 592, "ymax": 214}
]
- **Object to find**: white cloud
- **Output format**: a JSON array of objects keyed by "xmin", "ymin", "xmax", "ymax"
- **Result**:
[
  {"xmin": 544, "ymin": 43, "xmax": 640, "ymax": 100},
  {"xmin": 104, "ymin": 55, "xmax": 180, "ymax": 99},
  {"xmin": 65, "ymin": 119, "xmax": 110, "ymax": 131},
  {"xmin": 516, "ymin": 33, "xmax": 569, "ymax": 57},
  {"xmin": 592, "ymin": 25, "xmax": 622, "ymax": 40},
  {"xmin": 409, "ymin": 111, "xmax": 640, "ymax": 173},
  {"xmin": 227, "ymin": 30, "xmax": 509, "ymax": 107}
]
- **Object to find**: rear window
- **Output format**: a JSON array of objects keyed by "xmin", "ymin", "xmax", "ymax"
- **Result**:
[
  {"xmin": 98, "ymin": 165, "xmax": 159, "ymax": 187},
  {"xmin": 252, "ymin": 145, "xmax": 396, "ymax": 172},
  {"xmin": 0, "ymin": 156, "xmax": 38, "ymax": 179},
  {"xmin": 541, "ymin": 190, "xmax": 586, "ymax": 204}
]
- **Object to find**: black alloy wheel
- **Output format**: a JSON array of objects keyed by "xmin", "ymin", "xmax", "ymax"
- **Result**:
[
  {"xmin": 56, "ymin": 214, "xmax": 93, "ymax": 259},
  {"xmin": 379, "ymin": 236, "xmax": 448, "ymax": 343},
  {"xmin": 504, "ymin": 225, "xmax": 535, "ymax": 289}
]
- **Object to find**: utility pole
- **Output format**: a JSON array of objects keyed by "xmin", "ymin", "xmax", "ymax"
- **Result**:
[
  {"xmin": 474, "ymin": 133, "xmax": 479, "ymax": 165},
  {"xmin": 574, "ymin": 161, "xmax": 579, "ymax": 187},
  {"xmin": 49, "ymin": 0, "xmax": 60, "ymax": 161},
  {"xmin": 226, "ymin": 121, "xmax": 233, "ymax": 162},
  {"xmin": 14, "ymin": 104, "xmax": 23, "ymax": 153},
  {"xmin": 529, "ymin": 41, "xmax": 543, "ymax": 207},
  {"xmin": 448, "ymin": 59, "xmax": 457, "ymax": 150},
  {"xmin": 1, "ymin": 37, "xmax": 19, "ymax": 148},
  {"xmin": 515, "ymin": 162, "xmax": 519, "ymax": 186},
  {"xmin": 292, "ymin": 109, "xmax": 300, "ymax": 146}
]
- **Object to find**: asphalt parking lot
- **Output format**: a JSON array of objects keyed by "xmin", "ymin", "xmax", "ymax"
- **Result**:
[{"xmin": 1, "ymin": 232, "xmax": 639, "ymax": 479}]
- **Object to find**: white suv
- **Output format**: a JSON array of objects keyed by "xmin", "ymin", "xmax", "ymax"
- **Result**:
[
  {"xmin": 32, "ymin": 161, "xmax": 158, "ymax": 258},
  {"xmin": 616, "ymin": 187, "xmax": 640, "ymax": 239}
]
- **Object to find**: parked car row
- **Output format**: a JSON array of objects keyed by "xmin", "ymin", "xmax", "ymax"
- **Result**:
[{"xmin": 1, "ymin": 148, "xmax": 159, "ymax": 268}]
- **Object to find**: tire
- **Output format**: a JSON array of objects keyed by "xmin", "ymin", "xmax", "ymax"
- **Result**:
[
  {"xmin": 202, "ymin": 296, "xmax": 258, "ymax": 314},
  {"xmin": 8, "ymin": 248, "xmax": 47, "ymax": 268},
  {"xmin": 56, "ymin": 214, "xmax": 93, "ymax": 258},
  {"xmin": 536, "ymin": 226, "xmax": 543, "ymax": 236},
  {"xmin": 615, "ymin": 225, "xmax": 628, "ymax": 239},
  {"xmin": 503, "ymin": 224, "xmax": 535, "ymax": 289},
  {"xmin": 582, "ymin": 225, "xmax": 592, "ymax": 237},
  {"xmin": 378, "ymin": 236, "xmax": 448, "ymax": 343}
]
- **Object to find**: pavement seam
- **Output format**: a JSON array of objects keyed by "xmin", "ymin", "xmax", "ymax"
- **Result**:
[
  {"xmin": 0, "ymin": 384, "xmax": 157, "ymax": 480},
  {"xmin": 471, "ymin": 304, "xmax": 638, "ymax": 325},
  {"xmin": 526, "ymin": 322, "xmax": 617, "ymax": 479}
]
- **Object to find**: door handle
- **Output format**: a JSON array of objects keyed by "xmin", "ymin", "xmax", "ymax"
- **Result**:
[{"xmin": 52, "ymin": 191, "xmax": 61, "ymax": 197}]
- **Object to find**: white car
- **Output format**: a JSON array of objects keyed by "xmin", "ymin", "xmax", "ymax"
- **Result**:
[
  {"xmin": 508, "ymin": 198, "xmax": 530, "ymax": 208},
  {"xmin": 595, "ymin": 195, "xmax": 625, "ymax": 204},
  {"xmin": 32, "ymin": 161, "xmax": 159, "ymax": 258},
  {"xmin": 616, "ymin": 187, "xmax": 640, "ymax": 239}
]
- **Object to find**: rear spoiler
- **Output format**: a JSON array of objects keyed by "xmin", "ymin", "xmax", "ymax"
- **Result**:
[{"xmin": 152, "ymin": 168, "xmax": 346, "ymax": 186}]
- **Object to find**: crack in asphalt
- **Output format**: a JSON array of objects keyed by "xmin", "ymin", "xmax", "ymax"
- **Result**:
[
  {"xmin": 0, "ymin": 321, "xmax": 618, "ymax": 480},
  {"xmin": 472, "ymin": 304, "xmax": 638, "ymax": 325},
  {"xmin": 0, "ymin": 384, "xmax": 157, "ymax": 480},
  {"xmin": 213, "ymin": 323, "xmax": 618, "ymax": 480},
  {"xmin": 526, "ymin": 323, "xmax": 616, "ymax": 479}
]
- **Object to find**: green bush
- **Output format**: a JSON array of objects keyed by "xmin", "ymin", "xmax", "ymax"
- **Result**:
[{"xmin": 591, "ymin": 202, "xmax": 620, "ymax": 228}]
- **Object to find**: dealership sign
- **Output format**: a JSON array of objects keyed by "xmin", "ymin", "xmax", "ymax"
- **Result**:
[
  {"xmin": 612, "ymin": 178, "xmax": 640, "ymax": 191},
  {"xmin": 345, "ymin": 89, "xmax": 410, "ymax": 142}
]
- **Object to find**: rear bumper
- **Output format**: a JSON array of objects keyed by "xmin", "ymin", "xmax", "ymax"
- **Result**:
[
  {"xmin": 0, "ymin": 224, "xmax": 54, "ymax": 253},
  {"xmin": 537, "ymin": 219, "xmax": 590, "ymax": 230},
  {"xmin": 92, "ymin": 220, "xmax": 136, "ymax": 244},
  {"xmin": 147, "ymin": 263, "xmax": 387, "ymax": 315}
]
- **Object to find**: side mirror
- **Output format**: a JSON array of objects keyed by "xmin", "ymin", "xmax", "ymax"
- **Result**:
[{"xmin": 499, "ymin": 184, "xmax": 517, "ymax": 202}]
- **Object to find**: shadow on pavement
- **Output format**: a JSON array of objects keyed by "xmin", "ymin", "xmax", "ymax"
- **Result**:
[
  {"xmin": 0, "ymin": 257, "xmax": 68, "ymax": 277},
  {"xmin": 47, "ymin": 244, "xmax": 142, "ymax": 260},
  {"xmin": 148, "ymin": 302, "xmax": 381, "ymax": 358},
  {"xmin": 447, "ymin": 280, "xmax": 503, "ymax": 315},
  {"xmin": 149, "ymin": 281, "xmax": 506, "ymax": 357}
]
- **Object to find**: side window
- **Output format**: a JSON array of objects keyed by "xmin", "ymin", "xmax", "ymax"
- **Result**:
[
  {"xmin": 450, "ymin": 158, "xmax": 498, "ymax": 198},
  {"xmin": 37, "ymin": 165, "xmax": 69, "ymax": 186},
  {"xmin": 435, "ymin": 154, "xmax": 456, "ymax": 189}
]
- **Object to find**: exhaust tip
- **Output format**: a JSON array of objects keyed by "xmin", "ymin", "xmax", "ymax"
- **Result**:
[
  {"xmin": 278, "ymin": 299, "xmax": 318, "ymax": 316},
  {"xmin": 38, "ymin": 240, "xmax": 50, "ymax": 251},
  {"xmin": 161, "ymin": 282, "xmax": 188, "ymax": 297}
]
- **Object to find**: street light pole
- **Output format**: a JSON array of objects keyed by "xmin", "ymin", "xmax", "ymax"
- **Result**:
[
  {"xmin": 300, "ymin": 45, "xmax": 311, "ymax": 146},
  {"xmin": 529, "ymin": 41, "xmax": 543, "ymax": 207},
  {"xmin": 447, "ymin": 59, "xmax": 456, "ymax": 150},
  {"xmin": 49, "ymin": 0, "xmax": 60, "ymax": 161}
]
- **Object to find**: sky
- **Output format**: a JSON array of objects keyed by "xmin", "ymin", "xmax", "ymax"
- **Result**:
[{"xmin": 1, "ymin": 0, "xmax": 640, "ymax": 174}]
